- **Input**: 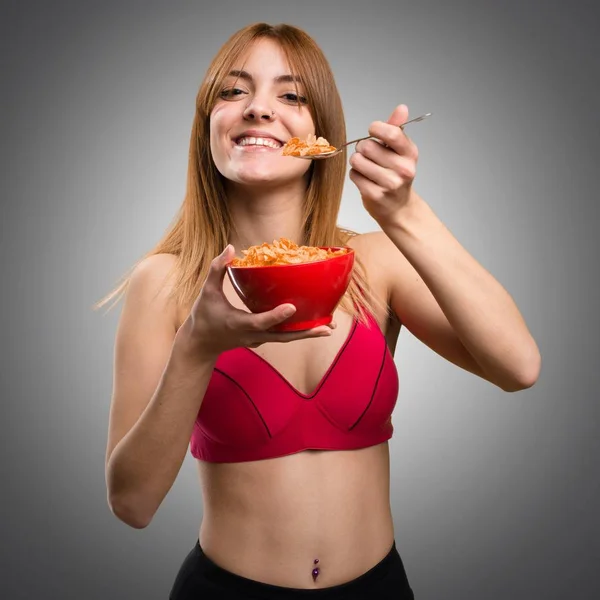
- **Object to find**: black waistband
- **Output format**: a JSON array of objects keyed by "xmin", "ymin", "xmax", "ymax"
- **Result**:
[{"xmin": 193, "ymin": 540, "xmax": 406, "ymax": 598}]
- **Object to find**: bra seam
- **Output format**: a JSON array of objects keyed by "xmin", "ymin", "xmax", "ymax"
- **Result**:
[
  {"xmin": 213, "ymin": 368, "xmax": 272, "ymax": 437},
  {"xmin": 349, "ymin": 333, "xmax": 387, "ymax": 431},
  {"xmin": 307, "ymin": 318, "xmax": 358, "ymax": 398}
]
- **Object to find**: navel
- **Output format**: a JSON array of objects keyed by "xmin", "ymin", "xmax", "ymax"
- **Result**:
[{"xmin": 312, "ymin": 558, "xmax": 320, "ymax": 581}]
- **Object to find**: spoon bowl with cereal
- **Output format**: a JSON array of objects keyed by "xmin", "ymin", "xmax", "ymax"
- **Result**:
[{"xmin": 282, "ymin": 113, "xmax": 432, "ymax": 160}]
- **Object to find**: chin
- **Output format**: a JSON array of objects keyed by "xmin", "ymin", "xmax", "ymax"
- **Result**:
[
  {"xmin": 230, "ymin": 164, "xmax": 305, "ymax": 187},
  {"xmin": 234, "ymin": 174, "xmax": 288, "ymax": 188}
]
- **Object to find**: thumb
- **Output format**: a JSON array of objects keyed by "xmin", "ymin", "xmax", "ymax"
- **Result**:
[
  {"xmin": 387, "ymin": 104, "xmax": 409, "ymax": 127},
  {"xmin": 207, "ymin": 244, "xmax": 235, "ymax": 286},
  {"xmin": 220, "ymin": 243, "xmax": 235, "ymax": 264}
]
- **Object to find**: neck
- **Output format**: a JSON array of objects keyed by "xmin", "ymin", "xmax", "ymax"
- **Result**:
[{"xmin": 225, "ymin": 180, "xmax": 308, "ymax": 253}]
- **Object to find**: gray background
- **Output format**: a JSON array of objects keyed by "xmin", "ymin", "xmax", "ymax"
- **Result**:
[{"xmin": 1, "ymin": 0, "xmax": 599, "ymax": 598}]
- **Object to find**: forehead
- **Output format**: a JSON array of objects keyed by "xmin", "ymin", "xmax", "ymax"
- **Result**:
[{"xmin": 230, "ymin": 38, "xmax": 291, "ymax": 76}]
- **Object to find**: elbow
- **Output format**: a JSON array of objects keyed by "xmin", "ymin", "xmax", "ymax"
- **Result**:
[
  {"xmin": 107, "ymin": 489, "xmax": 155, "ymax": 530},
  {"xmin": 106, "ymin": 457, "xmax": 157, "ymax": 529},
  {"xmin": 500, "ymin": 346, "xmax": 542, "ymax": 393}
]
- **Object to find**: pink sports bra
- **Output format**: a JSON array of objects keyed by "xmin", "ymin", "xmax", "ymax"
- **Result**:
[{"xmin": 189, "ymin": 312, "xmax": 399, "ymax": 463}]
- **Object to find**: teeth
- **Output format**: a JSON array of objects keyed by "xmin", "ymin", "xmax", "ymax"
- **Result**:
[{"xmin": 237, "ymin": 136, "xmax": 282, "ymax": 149}]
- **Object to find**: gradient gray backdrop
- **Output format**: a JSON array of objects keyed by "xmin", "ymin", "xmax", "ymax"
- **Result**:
[{"xmin": 2, "ymin": 0, "xmax": 599, "ymax": 598}]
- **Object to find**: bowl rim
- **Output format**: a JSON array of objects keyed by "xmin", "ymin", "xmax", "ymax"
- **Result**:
[{"xmin": 226, "ymin": 246, "xmax": 355, "ymax": 270}]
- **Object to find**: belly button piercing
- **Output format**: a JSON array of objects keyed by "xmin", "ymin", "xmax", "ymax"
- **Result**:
[{"xmin": 312, "ymin": 558, "xmax": 320, "ymax": 581}]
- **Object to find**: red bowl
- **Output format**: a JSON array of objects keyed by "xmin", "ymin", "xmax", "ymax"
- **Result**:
[{"xmin": 226, "ymin": 247, "xmax": 355, "ymax": 332}]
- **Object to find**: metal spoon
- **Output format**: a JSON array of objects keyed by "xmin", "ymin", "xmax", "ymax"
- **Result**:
[{"xmin": 288, "ymin": 112, "xmax": 432, "ymax": 160}]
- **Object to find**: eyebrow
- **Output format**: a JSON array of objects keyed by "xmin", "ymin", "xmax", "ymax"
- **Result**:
[{"xmin": 227, "ymin": 69, "xmax": 301, "ymax": 84}]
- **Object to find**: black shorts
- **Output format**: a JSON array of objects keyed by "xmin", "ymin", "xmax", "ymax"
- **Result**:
[{"xmin": 169, "ymin": 540, "xmax": 415, "ymax": 599}]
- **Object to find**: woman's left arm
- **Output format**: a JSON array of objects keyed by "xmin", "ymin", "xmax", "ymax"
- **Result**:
[{"xmin": 349, "ymin": 105, "xmax": 541, "ymax": 392}]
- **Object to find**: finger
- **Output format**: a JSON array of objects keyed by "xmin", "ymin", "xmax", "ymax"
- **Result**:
[
  {"xmin": 236, "ymin": 302, "xmax": 298, "ymax": 332},
  {"xmin": 349, "ymin": 152, "xmax": 404, "ymax": 190},
  {"xmin": 387, "ymin": 103, "xmax": 409, "ymax": 127},
  {"xmin": 367, "ymin": 104, "xmax": 419, "ymax": 159},
  {"xmin": 353, "ymin": 150, "xmax": 416, "ymax": 187},
  {"xmin": 367, "ymin": 122, "xmax": 417, "ymax": 158},
  {"xmin": 251, "ymin": 325, "xmax": 334, "ymax": 346},
  {"xmin": 205, "ymin": 244, "xmax": 235, "ymax": 290},
  {"xmin": 354, "ymin": 138, "xmax": 399, "ymax": 170},
  {"xmin": 349, "ymin": 167, "xmax": 384, "ymax": 200},
  {"xmin": 271, "ymin": 326, "xmax": 334, "ymax": 342}
]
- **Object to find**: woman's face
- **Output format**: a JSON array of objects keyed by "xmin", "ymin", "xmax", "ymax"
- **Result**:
[{"xmin": 210, "ymin": 38, "xmax": 315, "ymax": 188}]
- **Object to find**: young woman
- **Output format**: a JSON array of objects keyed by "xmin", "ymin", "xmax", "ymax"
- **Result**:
[{"xmin": 100, "ymin": 22, "xmax": 540, "ymax": 599}]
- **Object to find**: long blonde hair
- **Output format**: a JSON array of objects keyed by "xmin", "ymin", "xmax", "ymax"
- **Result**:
[{"xmin": 95, "ymin": 23, "xmax": 382, "ymax": 322}]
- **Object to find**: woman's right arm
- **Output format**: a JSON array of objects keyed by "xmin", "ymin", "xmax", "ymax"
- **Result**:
[
  {"xmin": 105, "ymin": 246, "xmax": 334, "ymax": 529},
  {"xmin": 105, "ymin": 253, "xmax": 214, "ymax": 529}
]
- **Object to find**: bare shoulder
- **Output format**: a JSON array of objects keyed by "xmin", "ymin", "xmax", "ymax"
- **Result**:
[
  {"xmin": 346, "ymin": 230, "xmax": 394, "ymax": 258},
  {"xmin": 345, "ymin": 231, "xmax": 402, "ymax": 327},
  {"xmin": 116, "ymin": 252, "xmax": 181, "ymax": 356},
  {"xmin": 128, "ymin": 253, "xmax": 178, "ymax": 294},
  {"xmin": 125, "ymin": 253, "xmax": 180, "ymax": 323},
  {"xmin": 346, "ymin": 230, "xmax": 411, "ymax": 285}
]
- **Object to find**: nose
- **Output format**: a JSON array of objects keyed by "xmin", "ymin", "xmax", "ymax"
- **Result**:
[{"xmin": 243, "ymin": 100, "xmax": 275, "ymax": 122}]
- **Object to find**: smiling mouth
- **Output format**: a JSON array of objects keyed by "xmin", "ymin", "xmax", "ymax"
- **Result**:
[{"xmin": 235, "ymin": 136, "xmax": 283, "ymax": 149}]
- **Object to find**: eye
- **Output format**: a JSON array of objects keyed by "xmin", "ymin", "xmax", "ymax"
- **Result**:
[
  {"xmin": 219, "ymin": 87, "xmax": 246, "ymax": 100},
  {"xmin": 281, "ymin": 93, "xmax": 308, "ymax": 104}
]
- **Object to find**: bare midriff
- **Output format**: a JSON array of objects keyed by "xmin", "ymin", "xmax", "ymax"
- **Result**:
[{"xmin": 196, "ymin": 442, "xmax": 394, "ymax": 589}]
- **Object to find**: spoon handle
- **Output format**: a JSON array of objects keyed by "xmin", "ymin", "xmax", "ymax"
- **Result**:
[{"xmin": 344, "ymin": 112, "xmax": 432, "ymax": 148}]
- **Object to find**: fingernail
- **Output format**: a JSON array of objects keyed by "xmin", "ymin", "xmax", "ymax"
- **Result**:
[{"xmin": 282, "ymin": 306, "xmax": 295, "ymax": 317}]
